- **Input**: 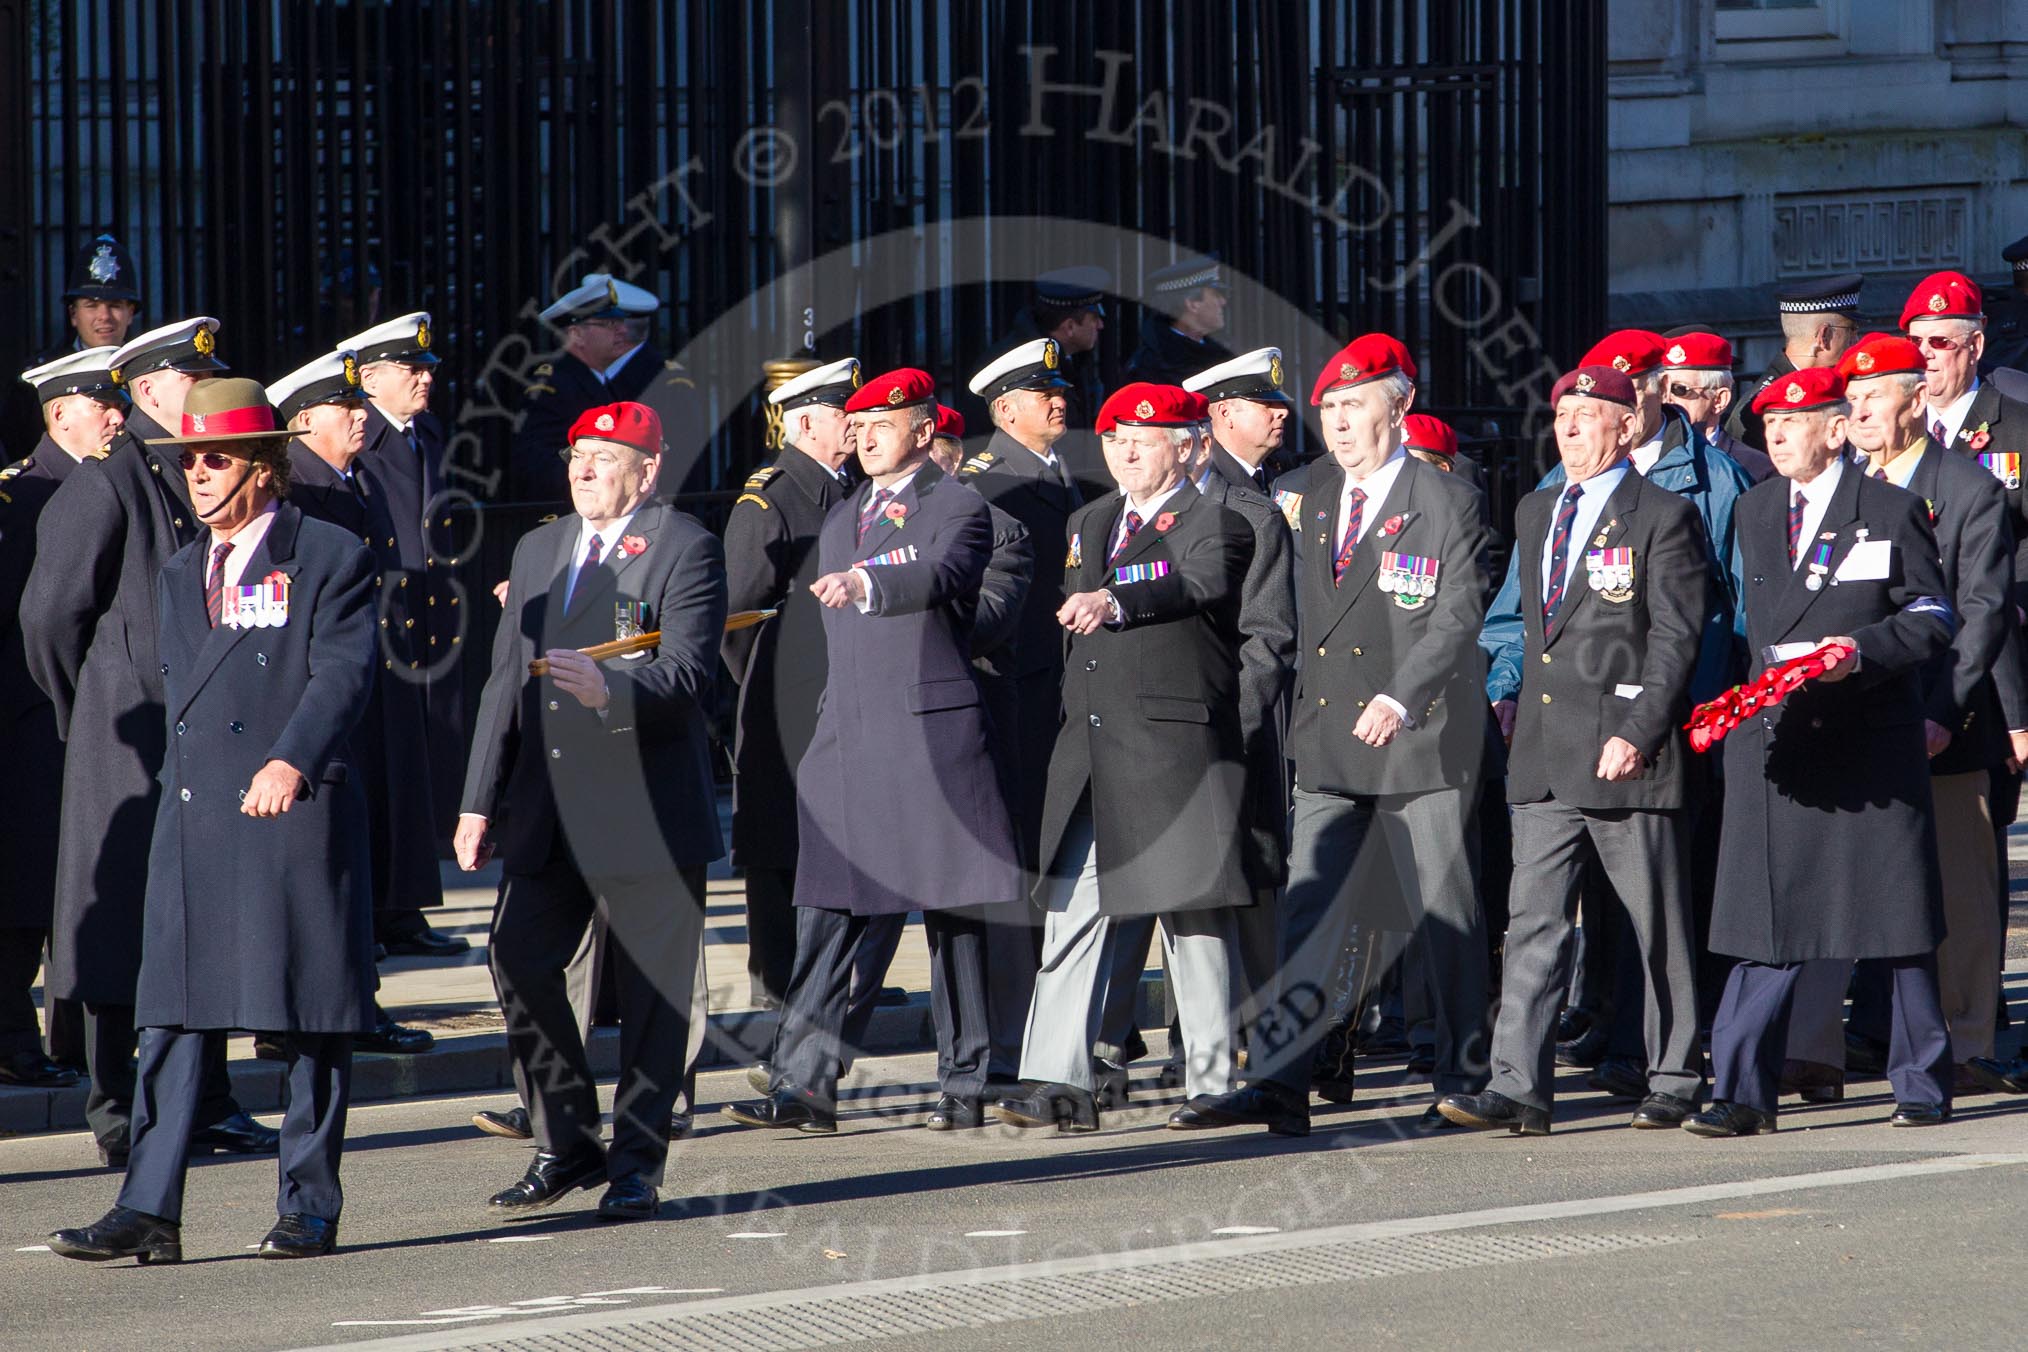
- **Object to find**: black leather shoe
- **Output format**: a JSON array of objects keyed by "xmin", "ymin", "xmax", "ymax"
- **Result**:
[
  {"xmin": 745, "ymin": 1062, "xmax": 774, "ymax": 1096},
  {"xmin": 597, "ymin": 1175, "xmax": 659, "ymax": 1221},
  {"xmin": 1311, "ymin": 1024, "xmax": 1356, "ymax": 1103},
  {"xmin": 1964, "ymin": 1055, "xmax": 2028, "ymax": 1095},
  {"xmin": 1844, "ymin": 1029, "xmax": 1889, "ymax": 1076},
  {"xmin": 1888, "ymin": 1100, "xmax": 1950, "ymax": 1127},
  {"xmin": 96, "ymin": 1133, "xmax": 130, "ymax": 1169},
  {"xmin": 996, "ymin": 1083, "xmax": 1101, "ymax": 1133},
  {"xmin": 669, "ymin": 1112, "xmax": 693, "ymax": 1140},
  {"xmin": 48, "ymin": 1206, "xmax": 181, "ymax": 1265},
  {"xmin": 1404, "ymin": 1048, "xmax": 1436, "ymax": 1077},
  {"xmin": 875, "ymin": 985, "xmax": 910, "ymax": 1007},
  {"xmin": 192, "ymin": 1110, "xmax": 281, "ymax": 1156},
  {"xmin": 473, "ymin": 1107, "xmax": 533, "ymax": 1139},
  {"xmin": 1554, "ymin": 1026, "xmax": 1608, "ymax": 1068},
  {"xmin": 0, "ymin": 1049, "xmax": 81, "ymax": 1088},
  {"xmin": 1436, "ymin": 1090, "xmax": 1549, "ymax": 1135},
  {"xmin": 1167, "ymin": 1083, "xmax": 1309, "ymax": 1137},
  {"xmin": 1682, "ymin": 1100, "xmax": 1775, "ymax": 1137},
  {"xmin": 721, "ymin": 1091, "xmax": 837, "ymax": 1134},
  {"xmin": 1555, "ymin": 1008, "xmax": 1594, "ymax": 1044},
  {"xmin": 357, "ymin": 1008, "xmax": 435, "ymax": 1055},
  {"xmin": 924, "ymin": 1094, "xmax": 984, "ymax": 1130},
  {"xmin": 379, "ymin": 922, "xmax": 472, "ymax": 958},
  {"xmin": 1155, "ymin": 1059, "xmax": 1184, "ymax": 1090},
  {"xmin": 1587, "ymin": 1057, "xmax": 1649, "ymax": 1101},
  {"xmin": 251, "ymin": 1035, "xmax": 288, "ymax": 1062},
  {"xmin": 1411, "ymin": 1104, "xmax": 1455, "ymax": 1132},
  {"xmin": 1120, "ymin": 1029, "xmax": 1150, "ymax": 1064},
  {"xmin": 1780, "ymin": 1058, "xmax": 1845, "ymax": 1103},
  {"xmin": 1629, "ymin": 1092, "xmax": 1697, "ymax": 1128},
  {"xmin": 258, "ymin": 1213, "xmax": 337, "ymax": 1258},
  {"xmin": 487, "ymin": 1150, "xmax": 607, "ymax": 1215},
  {"xmin": 1092, "ymin": 1057, "xmax": 1130, "ymax": 1109}
]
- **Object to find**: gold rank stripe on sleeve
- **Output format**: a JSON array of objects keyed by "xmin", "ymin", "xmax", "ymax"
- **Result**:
[
  {"xmin": 744, "ymin": 466, "xmax": 785, "ymax": 490},
  {"xmin": 735, "ymin": 493, "xmax": 772, "ymax": 509},
  {"xmin": 957, "ymin": 452, "xmax": 997, "ymax": 477}
]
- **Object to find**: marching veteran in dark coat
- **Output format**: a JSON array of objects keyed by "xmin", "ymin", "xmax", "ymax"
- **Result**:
[
  {"xmin": 996, "ymin": 383, "xmax": 1253, "ymax": 1134},
  {"xmin": 458, "ymin": 400, "xmax": 726, "ymax": 1223},
  {"xmin": 21, "ymin": 318, "xmax": 275, "ymax": 1167},
  {"xmin": 1440, "ymin": 366, "xmax": 1710, "ymax": 1137},
  {"xmin": 48, "ymin": 378, "xmax": 379, "ymax": 1264},
  {"xmin": 1687, "ymin": 367, "xmax": 1958, "ymax": 1138},
  {"xmin": 724, "ymin": 368, "xmax": 1020, "ymax": 1134}
]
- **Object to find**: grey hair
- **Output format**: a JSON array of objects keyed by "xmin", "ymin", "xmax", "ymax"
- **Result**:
[
  {"xmin": 1675, "ymin": 367, "xmax": 1735, "ymax": 393},
  {"xmin": 906, "ymin": 401, "xmax": 937, "ymax": 433},
  {"xmin": 1373, "ymin": 371, "xmax": 1415, "ymax": 409}
]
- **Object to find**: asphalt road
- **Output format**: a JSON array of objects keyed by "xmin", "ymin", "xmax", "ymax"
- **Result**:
[{"xmin": 3, "ymin": 1046, "xmax": 2025, "ymax": 1352}]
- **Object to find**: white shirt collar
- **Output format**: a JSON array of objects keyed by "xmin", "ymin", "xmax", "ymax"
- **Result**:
[
  {"xmin": 866, "ymin": 469, "xmax": 919, "ymax": 506},
  {"xmin": 1928, "ymin": 382, "xmax": 1980, "ymax": 447},
  {"xmin": 372, "ymin": 401, "xmax": 411, "ymax": 435},
  {"xmin": 1123, "ymin": 480, "xmax": 1188, "ymax": 521},
  {"xmin": 1629, "ymin": 428, "xmax": 1667, "ymax": 475},
  {"xmin": 574, "ymin": 510, "xmax": 637, "ymax": 565},
  {"xmin": 209, "ymin": 501, "xmax": 281, "ymax": 591},
  {"xmin": 1336, "ymin": 448, "xmax": 1408, "ymax": 544},
  {"xmin": 600, "ymin": 341, "xmax": 647, "ymax": 383}
]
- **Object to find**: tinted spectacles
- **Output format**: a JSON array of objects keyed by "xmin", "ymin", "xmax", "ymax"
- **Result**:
[
  {"xmin": 176, "ymin": 450, "xmax": 240, "ymax": 471},
  {"xmin": 1666, "ymin": 382, "xmax": 1714, "ymax": 400},
  {"xmin": 558, "ymin": 447, "xmax": 639, "ymax": 469},
  {"xmin": 1912, "ymin": 334, "xmax": 1965, "ymax": 352}
]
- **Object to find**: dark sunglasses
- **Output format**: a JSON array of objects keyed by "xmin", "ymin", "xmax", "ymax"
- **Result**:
[
  {"xmin": 1912, "ymin": 334, "xmax": 1964, "ymax": 352},
  {"xmin": 1666, "ymin": 382, "xmax": 1714, "ymax": 400},
  {"xmin": 176, "ymin": 449, "xmax": 242, "ymax": 471}
]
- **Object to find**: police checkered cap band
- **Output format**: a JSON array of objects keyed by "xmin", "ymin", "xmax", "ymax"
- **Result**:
[
  {"xmin": 1778, "ymin": 291, "xmax": 1861, "ymax": 314},
  {"xmin": 1153, "ymin": 262, "xmax": 1222, "ymax": 294}
]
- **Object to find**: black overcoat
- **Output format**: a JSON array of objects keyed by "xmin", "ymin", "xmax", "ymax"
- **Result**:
[
  {"xmin": 138, "ymin": 504, "xmax": 378, "ymax": 1032},
  {"xmin": 1037, "ymin": 485, "xmax": 1253, "ymax": 917},
  {"xmin": 0, "ymin": 442, "xmax": 79, "ymax": 927},
  {"xmin": 20, "ymin": 412, "xmax": 201, "ymax": 1002},
  {"xmin": 1710, "ymin": 465, "xmax": 1955, "ymax": 963},
  {"xmin": 462, "ymin": 501, "xmax": 728, "ymax": 877},
  {"xmin": 793, "ymin": 464, "xmax": 1022, "ymax": 916}
]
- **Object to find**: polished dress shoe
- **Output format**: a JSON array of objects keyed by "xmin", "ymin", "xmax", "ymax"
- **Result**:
[
  {"xmin": 1629, "ymin": 1092, "xmax": 1697, "ymax": 1128},
  {"xmin": 1411, "ymin": 1104, "xmax": 1455, "ymax": 1132},
  {"xmin": 669, "ymin": 1112, "xmax": 693, "ymax": 1140},
  {"xmin": 192, "ymin": 1110, "xmax": 281, "ymax": 1156},
  {"xmin": 1436, "ymin": 1090, "xmax": 1549, "ymax": 1136},
  {"xmin": 1844, "ymin": 1029, "xmax": 1889, "ymax": 1076},
  {"xmin": 1964, "ymin": 1055, "xmax": 2028, "ymax": 1095},
  {"xmin": 745, "ymin": 1062, "xmax": 775, "ymax": 1096},
  {"xmin": 487, "ymin": 1150, "xmax": 607, "ymax": 1215},
  {"xmin": 875, "ymin": 985, "xmax": 910, "ymax": 1007},
  {"xmin": 1167, "ymin": 1083, "xmax": 1308, "ymax": 1137},
  {"xmin": 1587, "ymin": 1057, "xmax": 1649, "ymax": 1101},
  {"xmin": 0, "ymin": 1049, "xmax": 81, "ymax": 1088},
  {"xmin": 258, "ymin": 1213, "xmax": 337, "ymax": 1258},
  {"xmin": 721, "ymin": 1091, "xmax": 836, "ymax": 1133},
  {"xmin": 1553, "ymin": 1025, "xmax": 1608, "ymax": 1069},
  {"xmin": 1092, "ymin": 1057, "xmax": 1130, "ymax": 1109},
  {"xmin": 598, "ymin": 1175, "xmax": 659, "ymax": 1221},
  {"xmin": 379, "ymin": 921, "xmax": 471, "ymax": 958},
  {"xmin": 1888, "ymin": 1100, "xmax": 1950, "ymax": 1127},
  {"xmin": 1779, "ymin": 1058, "xmax": 1844, "ymax": 1103},
  {"xmin": 1682, "ymin": 1100, "xmax": 1775, "ymax": 1137},
  {"xmin": 1555, "ymin": 1008, "xmax": 1594, "ymax": 1044},
  {"xmin": 1155, "ymin": 1059, "xmax": 1184, "ymax": 1090},
  {"xmin": 48, "ymin": 1206, "xmax": 181, "ymax": 1265},
  {"xmin": 473, "ymin": 1106, "xmax": 533, "ymax": 1139},
  {"xmin": 252, "ymin": 1035, "xmax": 288, "ymax": 1063},
  {"xmin": 996, "ymin": 1083, "xmax": 1101, "ymax": 1133},
  {"xmin": 1310, "ymin": 1024, "xmax": 1356, "ymax": 1104},
  {"xmin": 356, "ymin": 1007, "xmax": 435, "ymax": 1055},
  {"xmin": 924, "ymin": 1094, "xmax": 984, "ymax": 1130}
]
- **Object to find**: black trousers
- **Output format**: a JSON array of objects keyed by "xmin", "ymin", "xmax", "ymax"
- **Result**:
[
  {"xmin": 1710, "ymin": 956, "xmax": 1951, "ymax": 1115},
  {"xmin": 742, "ymin": 865, "xmax": 800, "ymax": 1005},
  {"xmin": 119, "ymin": 1027, "xmax": 351, "ymax": 1224},
  {"xmin": 82, "ymin": 1002, "xmax": 238, "ymax": 1144},
  {"xmin": 773, "ymin": 905, "xmax": 989, "ymax": 1110},
  {"xmin": 490, "ymin": 853, "xmax": 706, "ymax": 1185},
  {"xmin": 0, "ymin": 926, "xmax": 48, "ymax": 1057}
]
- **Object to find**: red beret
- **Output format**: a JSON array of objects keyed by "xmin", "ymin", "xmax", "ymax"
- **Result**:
[
  {"xmin": 1310, "ymin": 334, "xmax": 1417, "ymax": 404},
  {"xmin": 842, "ymin": 367, "xmax": 936, "ymax": 414},
  {"xmin": 1901, "ymin": 270, "xmax": 1983, "ymax": 330},
  {"xmin": 1660, "ymin": 332, "xmax": 1733, "ymax": 370},
  {"xmin": 1550, "ymin": 365, "xmax": 1636, "ymax": 408},
  {"xmin": 1749, "ymin": 365, "xmax": 1846, "ymax": 416},
  {"xmin": 933, "ymin": 404, "xmax": 965, "ymax": 440},
  {"xmin": 1837, "ymin": 334, "xmax": 1925, "ymax": 382},
  {"xmin": 1096, "ymin": 382, "xmax": 1196, "ymax": 434},
  {"xmin": 567, "ymin": 401, "xmax": 662, "ymax": 455},
  {"xmin": 1579, "ymin": 330, "xmax": 1667, "ymax": 377},
  {"xmin": 1180, "ymin": 390, "xmax": 1210, "ymax": 422},
  {"xmin": 1401, "ymin": 413, "xmax": 1458, "ymax": 457}
]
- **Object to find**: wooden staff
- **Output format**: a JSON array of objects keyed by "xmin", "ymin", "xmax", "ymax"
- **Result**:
[{"xmin": 528, "ymin": 609, "xmax": 776, "ymax": 675}]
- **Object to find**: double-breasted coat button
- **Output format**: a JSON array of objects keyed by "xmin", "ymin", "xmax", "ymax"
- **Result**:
[
  {"xmin": 1352, "ymin": 646, "xmax": 1363, "ymax": 656},
  {"xmin": 548, "ymin": 700, "xmax": 560, "ymax": 712},
  {"xmin": 161, "ymin": 663, "xmax": 170, "ymax": 675},
  {"xmin": 428, "ymin": 596, "xmax": 436, "ymax": 606},
  {"xmin": 399, "ymin": 577, "xmax": 409, "ymax": 588},
  {"xmin": 175, "ymin": 721, "xmax": 185, "ymax": 735},
  {"xmin": 1541, "ymin": 653, "xmax": 1552, "ymax": 664},
  {"xmin": 230, "ymin": 722, "xmax": 242, "ymax": 733},
  {"xmin": 1317, "ymin": 646, "xmax": 1327, "ymax": 656},
  {"xmin": 1089, "ymin": 714, "xmax": 1102, "ymax": 727},
  {"xmin": 256, "ymin": 653, "xmax": 268, "ymax": 666},
  {"xmin": 174, "ymin": 518, "xmax": 185, "ymax": 528},
  {"xmin": 384, "ymin": 659, "xmax": 394, "ymax": 670},
  {"xmin": 1542, "ymin": 693, "xmax": 1553, "ymax": 704},
  {"xmin": 549, "ymin": 747, "xmax": 562, "ymax": 759},
  {"xmin": 450, "ymin": 597, "xmax": 459, "ymax": 606},
  {"xmin": 179, "ymin": 788, "xmax": 191, "ymax": 801},
  {"xmin": 386, "ymin": 537, "xmax": 396, "ymax": 548},
  {"xmin": 1085, "ymin": 659, "xmax": 1097, "ymax": 671},
  {"xmin": 380, "ymin": 618, "xmax": 390, "ymax": 628},
  {"xmin": 404, "ymin": 618, "xmax": 415, "ymax": 629},
  {"xmin": 1318, "ymin": 697, "xmax": 1328, "ymax": 707},
  {"xmin": 1356, "ymin": 700, "xmax": 1366, "ymax": 708}
]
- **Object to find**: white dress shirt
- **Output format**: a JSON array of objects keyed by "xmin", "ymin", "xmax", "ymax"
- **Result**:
[
  {"xmin": 565, "ymin": 511, "xmax": 636, "ymax": 608},
  {"xmin": 1110, "ymin": 481, "xmax": 1189, "ymax": 557},
  {"xmin": 1787, "ymin": 453, "xmax": 1846, "ymax": 570},
  {"xmin": 208, "ymin": 501, "xmax": 281, "ymax": 590},
  {"xmin": 851, "ymin": 471, "xmax": 920, "ymax": 613},
  {"xmin": 600, "ymin": 342, "xmax": 647, "ymax": 384},
  {"xmin": 1629, "ymin": 428, "xmax": 1666, "ymax": 476},
  {"xmin": 1336, "ymin": 447, "xmax": 1409, "ymax": 556},
  {"xmin": 1538, "ymin": 463, "xmax": 1628, "ymax": 605},
  {"xmin": 1926, "ymin": 382, "xmax": 1981, "ymax": 448}
]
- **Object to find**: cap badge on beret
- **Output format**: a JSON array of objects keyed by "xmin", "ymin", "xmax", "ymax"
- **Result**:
[
  {"xmin": 1268, "ymin": 355, "xmax": 1283, "ymax": 388},
  {"xmin": 1338, "ymin": 362, "xmax": 1358, "ymax": 381},
  {"xmin": 88, "ymin": 244, "xmax": 120, "ymax": 285},
  {"xmin": 1785, "ymin": 381, "xmax": 1806, "ymax": 403},
  {"xmin": 1575, "ymin": 373, "xmax": 1596, "ymax": 394},
  {"xmin": 1666, "ymin": 345, "xmax": 1686, "ymax": 365},
  {"xmin": 417, "ymin": 321, "xmax": 431, "ymax": 351},
  {"xmin": 1043, "ymin": 342, "xmax": 1060, "ymax": 370},
  {"xmin": 194, "ymin": 328, "xmax": 216, "ymax": 358},
  {"xmin": 1611, "ymin": 355, "xmax": 1631, "ymax": 373},
  {"xmin": 886, "ymin": 386, "xmax": 905, "ymax": 406},
  {"xmin": 1134, "ymin": 399, "xmax": 1155, "ymax": 419},
  {"xmin": 342, "ymin": 355, "xmax": 360, "ymax": 386},
  {"xmin": 1928, "ymin": 291, "xmax": 1948, "ymax": 314},
  {"xmin": 595, "ymin": 412, "xmax": 615, "ymax": 432},
  {"xmin": 1854, "ymin": 351, "xmax": 1875, "ymax": 373}
]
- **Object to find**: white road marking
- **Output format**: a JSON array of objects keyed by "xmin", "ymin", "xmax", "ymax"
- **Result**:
[
  {"xmin": 1211, "ymin": 1226, "xmax": 1281, "ymax": 1235},
  {"xmin": 580, "ymin": 1287, "xmax": 722, "ymax": 1297},
  {"xmin": 726, "ymin": 1231, "xmax": 787, "ymax": 1239},
  {"xmin": 332, "ymin": 1317, "xmax": 504, "ymax": 1328},
  {"xmin": 485, "ymin": 1235, "xmax": 552, "ymax": 1243},
  {"xmin": 964, "ymin": 1230, "xmax": 1028, "ymax": 1238},
  {"xmin": 14, "ymin": 1245, "xmax": 50, "ymax": 1253}
]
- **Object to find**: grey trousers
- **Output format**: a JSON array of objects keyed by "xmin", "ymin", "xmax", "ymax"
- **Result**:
[
  {"xmin": 1019, "ymin": 809, "xmax": 1238, "ymax": 1098},
  {"xmin": 1488, "ymin": 800, "xmax": 1703, "ymax": 1111},
  {"xmin": 1255, "ymin": 787, "xmax": 1489, "ymax": 1096},
  {"xmin": 549, "ymin": 900, "xmax": 707, "ymax": 1117}
]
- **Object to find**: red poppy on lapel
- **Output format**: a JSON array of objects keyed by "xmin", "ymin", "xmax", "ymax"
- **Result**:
[
  {"xmin": 618, "ymin": 534, "xmax": 648, "ymax": 557},
  {"xmin": 1968, "ymin": 427, "xmax": 1992, "ymax": 451},
  {"xmin": 883, "ymin": 501, "xmax": 909, "ymax": 527},
  {"xmin": 1378, "ymin": 515, "xmax": 1405, "ymax": 537},
  {"xmin": 1154, "ymin": 511, "xmax": 1176, "ymax": 533}
]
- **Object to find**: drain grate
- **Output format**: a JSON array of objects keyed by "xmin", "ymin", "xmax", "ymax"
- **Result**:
[{"xmin": 446, "ymin": 1229, "xmax": 1684, "ymax": 1352}]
